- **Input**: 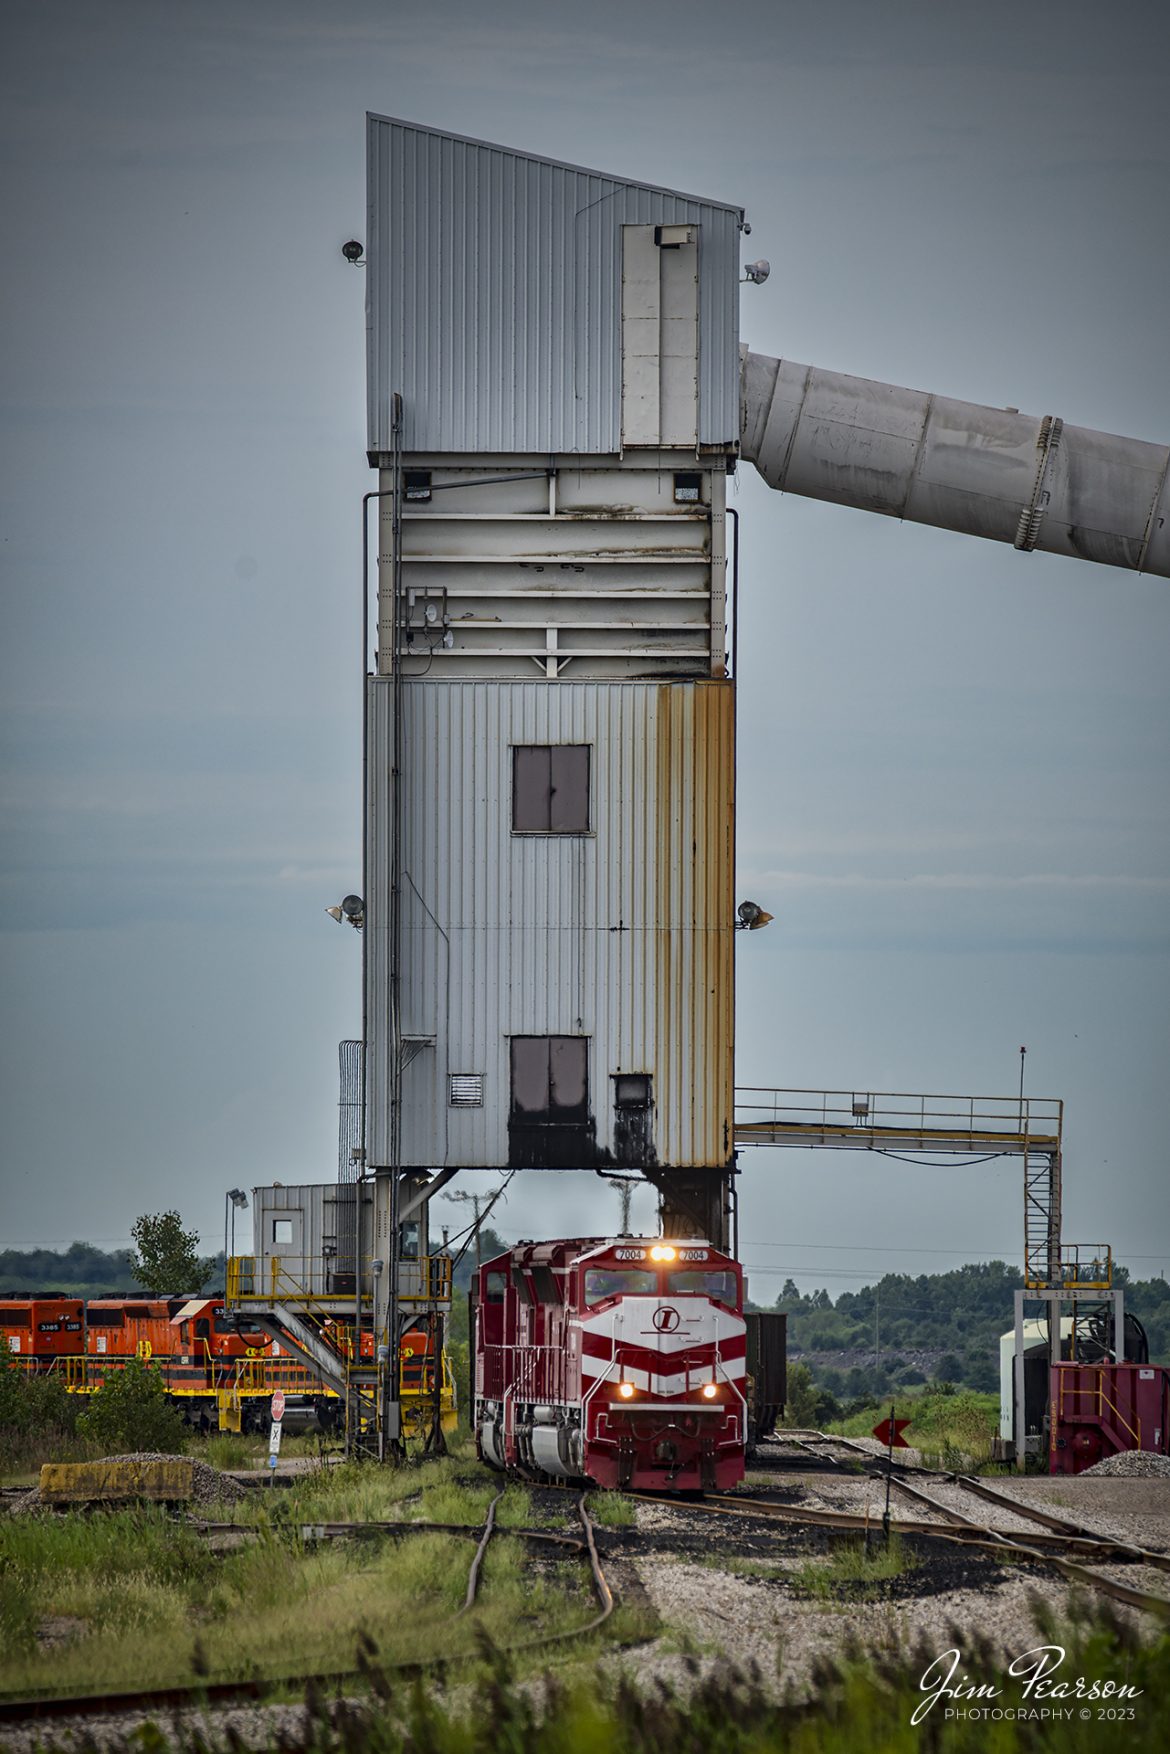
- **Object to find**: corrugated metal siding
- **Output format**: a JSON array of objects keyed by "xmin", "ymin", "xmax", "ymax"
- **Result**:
[
  {"xmin": 252, "ymin": 1183, "xmax": 372, "ymax": 1286},
  {"xmin": 367, "ymin": 116, "xmax": 742, "ymax": 455},
  {"xmin": 365, "ymin": 679, "xmax": 735, "ymax": 1171}
]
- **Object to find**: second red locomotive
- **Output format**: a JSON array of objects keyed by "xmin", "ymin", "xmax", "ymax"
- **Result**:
[{"xmin": 474, "ymin": 1237, "xmax": 746, "ymax": 1492}]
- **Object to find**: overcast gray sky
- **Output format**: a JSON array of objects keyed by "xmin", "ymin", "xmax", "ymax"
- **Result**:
[{"xmin": 2, "ymin": 0, "xmax": 1167, "ymax": 1299}]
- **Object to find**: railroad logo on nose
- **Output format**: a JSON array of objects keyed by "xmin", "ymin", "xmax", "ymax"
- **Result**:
[{"xmin": 653, "ymin": 1306, "xmax": 681, "ymax": 1333}]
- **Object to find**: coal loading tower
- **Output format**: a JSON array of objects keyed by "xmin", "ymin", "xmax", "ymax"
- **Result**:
[{"xmin": 364, "ymin": 117, "xmax": 744, "ymax": 1250}]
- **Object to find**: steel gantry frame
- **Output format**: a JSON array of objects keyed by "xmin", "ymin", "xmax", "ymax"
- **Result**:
[{"xmin": 734, "ymin": 1083, "xmax": 1064, "ymax": 1276}]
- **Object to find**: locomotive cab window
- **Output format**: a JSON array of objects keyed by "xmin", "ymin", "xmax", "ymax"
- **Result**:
[
  {"xmin": 584, "ymin": 1267, "xmax": 656, "ymax": 1304},
  {"xmin": 484, "ymin": 1271, "xmax": 507, "ymax": 1303},
  {"xmin": 512, "ymin": 745, "xmax": 590, "ymax": 834},
  {"xmin": 668, "ymin": 1269, "xmax": 739, "ymax": 1309}
]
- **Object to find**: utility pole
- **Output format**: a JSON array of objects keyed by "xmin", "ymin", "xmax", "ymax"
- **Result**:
[
  {"xmin": 604, "ymin": 1176, "xmax": 634, "ymax": 1235},
  {"xmin": 443, "ymin": 1189, "xmax": 489, "ymax": 1272}
]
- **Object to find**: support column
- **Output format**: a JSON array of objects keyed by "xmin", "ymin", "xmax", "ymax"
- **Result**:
[{"xmin": 649, "ymin": 1168, "xmax": 733, "ymax": 1253}]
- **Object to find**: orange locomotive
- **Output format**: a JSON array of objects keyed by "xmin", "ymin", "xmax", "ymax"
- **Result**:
[{"xmin": 2, "ymin": 1293, "xmax": 453, "ymax": 1434}]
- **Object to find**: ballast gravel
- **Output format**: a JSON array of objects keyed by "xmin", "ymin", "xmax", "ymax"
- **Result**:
[{"xmin": 1083, "ymin": 1450, "xmax": 1170, "ymax": 1479}]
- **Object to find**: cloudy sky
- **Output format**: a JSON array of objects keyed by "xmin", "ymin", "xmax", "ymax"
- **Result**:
[{"xmin": 2, "ymin": 0, "xmax": 1167, "ymax": 1298}]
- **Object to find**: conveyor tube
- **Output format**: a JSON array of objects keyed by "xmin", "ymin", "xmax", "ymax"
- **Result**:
[{"xmin": 740, "ymin": 350, "xmax": 1169, "ymax": 577}]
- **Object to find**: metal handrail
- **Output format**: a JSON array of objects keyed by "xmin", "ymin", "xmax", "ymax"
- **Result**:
[
  {"xmin": 1058, "ymin": 1367, "xmax": 1142, "ymax": 1450},
  {"xmin": 735, "ymin": 1085, "xmax": 1062, "ymax": 1135},
  {"xmin": 227, "ymin": 1253, "xmax": 453, "ymax": 1308}
]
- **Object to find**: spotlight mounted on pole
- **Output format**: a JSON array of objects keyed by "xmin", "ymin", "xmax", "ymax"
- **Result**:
[
  {"xmin": 736, "ymin": 900, "xmax": 774, "ymax": 931},
  {"xmin": 326, "ymin": 894, "xmax": 365, "ymax": 929}
]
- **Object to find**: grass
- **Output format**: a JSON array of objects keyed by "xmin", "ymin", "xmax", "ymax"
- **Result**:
[
  {"xmin": 787, "ymin": 1533, "xmax": 915, "ymax": 1603},
  {"xmin": 0, "ymin": 1508, "xmax": 615, "ymax": 1699},
  {"xmin": 0, "ymin": 1426, "xmax": 105, "ymax": 1488},
  {"xmin": 0, "ymin": 1418, "xmax": 337, "ymax": 1488},
  {"xmin": 0, "ymin": 1442, "xmax": 632, "ymax": 1701},
  {"xmin": 826, "ymin": 1390, "xmax": 1000, "ymax": 1470},
  {"xmin": 7, "ymin": 1607, "xmax": 1167, "ymax": 1751},
  {"xmin": 585, "ymin": 1491, "xmax": 637, "ymax": 1527}
]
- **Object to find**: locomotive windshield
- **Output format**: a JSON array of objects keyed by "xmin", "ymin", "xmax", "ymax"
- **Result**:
[
  {"xmin": 667, "ymin": 1269, "xmax": 739, "ymax": 1309},
  {"xmin": 584, "ymin": 1267, "xmax": 656, "ymax": 1303}
]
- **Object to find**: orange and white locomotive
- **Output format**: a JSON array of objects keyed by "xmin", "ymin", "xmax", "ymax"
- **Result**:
[{"xmin": 474, "ymin": 1237, "xmax": 746, "ymax": 1492}]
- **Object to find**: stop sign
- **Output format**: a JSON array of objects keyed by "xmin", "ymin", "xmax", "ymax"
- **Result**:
[{"xmin": 271, "ymin": 1389, "xmax": 285, "ymax": 1423}]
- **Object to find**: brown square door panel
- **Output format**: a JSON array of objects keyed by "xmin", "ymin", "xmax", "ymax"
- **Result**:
[
  {"xmin": 509, "ymin": 1036, "xmax": 588, "ymax": 1120},
  {"xmin": 548, "ymin": 1035, "xmax": 588, "ymax": 1114},
  {"xmin": 548, "ymin": 746, "xmax": 589, "ymax": 833},
  {"xmin": 510, "ymin": 1035, "xmax": 552, "ymax": 1114},
  {"xmin": 508, "ymin": 1036, "xmax": 594, "ymax": 1167},
  {"xmin": 512, "ymin": 746, "xmax": 590, "ymax": 833}
]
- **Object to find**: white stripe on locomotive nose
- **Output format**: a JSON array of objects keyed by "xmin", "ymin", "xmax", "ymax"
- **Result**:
[
  {"xmin": 579, "ymin": 1302, "xmax": 746, "ymax": 1355},
  {"xmin": 581, "ymin": 1358, "xmax": 746, "ymax": 1389}
]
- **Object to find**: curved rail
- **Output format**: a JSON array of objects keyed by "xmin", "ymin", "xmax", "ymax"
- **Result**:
[
  {"xmin": 459, "ymin": 1488, "xmax": 502, "ymax": 1613},
  {"xmin": 0, "ymin": 1492, "xmax": 617, "ymax": 1726}
]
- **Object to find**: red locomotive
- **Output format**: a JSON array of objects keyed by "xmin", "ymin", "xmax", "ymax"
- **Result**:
[{"xmin": 474, "ymin": 1237, "xmax": 746, "ymax": 1491}]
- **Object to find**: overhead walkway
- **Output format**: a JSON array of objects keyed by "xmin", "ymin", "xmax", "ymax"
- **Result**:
[{"xmin": 734, "ymin": 1087, "xmax": 1067, "ymax": 1290}]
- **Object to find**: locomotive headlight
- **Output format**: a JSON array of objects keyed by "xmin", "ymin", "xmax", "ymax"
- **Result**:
[
  {"xmin": 701, "ymin": 1382, "xmax": 719, "ymax": 1400},
  {"xmin": 649, "ymin": 1245, "xmax": 676, "ymax": 1262},
  {"xmin": 617, "ymin": 1381, "xmax": 636, "ymax": 1399}
]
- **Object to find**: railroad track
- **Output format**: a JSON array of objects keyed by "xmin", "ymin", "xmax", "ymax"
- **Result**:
[
  {"xmin": 0, "ymin": 1491, "xmax": 616, "ymax": 1725},
  {"xmin": 738, "ymin": 1432, "xmax": 1170, "ymax": 1621},
  {"xmin": 630, "ymin": 1487, "xmax": 1170, "ymax": 1621},
  {"xmin": 776, "ymin": 1432, "xmax": 1170, "ymax": 1570}
]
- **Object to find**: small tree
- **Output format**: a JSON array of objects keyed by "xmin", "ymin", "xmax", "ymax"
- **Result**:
[
  {"xmin": 129, "ymin": 1210, "xmax": 216, "ymax": 1294},
  {"xmin": 76, "ymin": 1357, "xmax": 187, "ymax": 1454},
  {"xmin": 781, "ymin": 1361, "xmax": 839, "ymax": 1428}
]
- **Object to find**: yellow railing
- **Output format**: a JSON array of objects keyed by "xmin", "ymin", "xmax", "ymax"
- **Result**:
[
  {"xmin": 1058, "ymin": 1367, "xmax": 1142, "ymax": 1450},
  {"xmin": 227, "ymin": 1253, "xmax": 452, "ymax": 1308},
  {"xmin": 1058, "ymin": 1244, "xmax": 1113, "ymax": 1291}
]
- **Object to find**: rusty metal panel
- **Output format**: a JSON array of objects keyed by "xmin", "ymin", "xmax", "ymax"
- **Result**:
[
  {"xmin": 366, "ymin": 116, "xmax": 742, "ymax": 455},
  {"xmin": 40, "ymin": 1460, "xmax": 194, "ymax": 1504},
  {"xmin": 365, "ymin": 679, "xmax": 735, "ymax": 1173}
]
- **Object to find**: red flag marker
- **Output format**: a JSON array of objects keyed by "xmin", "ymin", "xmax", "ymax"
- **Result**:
[{"xmin": 872, "ymin": 1415, "xmax": 911, "ymax": 1449}]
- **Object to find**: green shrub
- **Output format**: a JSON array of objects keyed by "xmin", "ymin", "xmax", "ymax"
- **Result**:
[
  {"xmin": 0, "ymin": 1353, "xmax": 78, "ymax": 1438},
  {"xmin": 781, "ymin": 1361, "xmax": 839, "ymax": 1427},
  {"xmin": 0, "ymin": 1344, "xmax": 84, "ymax": 1475},
  {"xmin": 76, "ymin": 1358, "xmax": 188, "ymax": 1454}
]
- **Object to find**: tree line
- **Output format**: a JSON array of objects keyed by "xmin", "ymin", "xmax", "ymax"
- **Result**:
[
  {"xmin": 759, "ymin": 1260, "xmax": 1170, "ymax": 1400},
  {"xmin": 1, "ymin": 1214, "xmax": 221, "ymax": 1298}
]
